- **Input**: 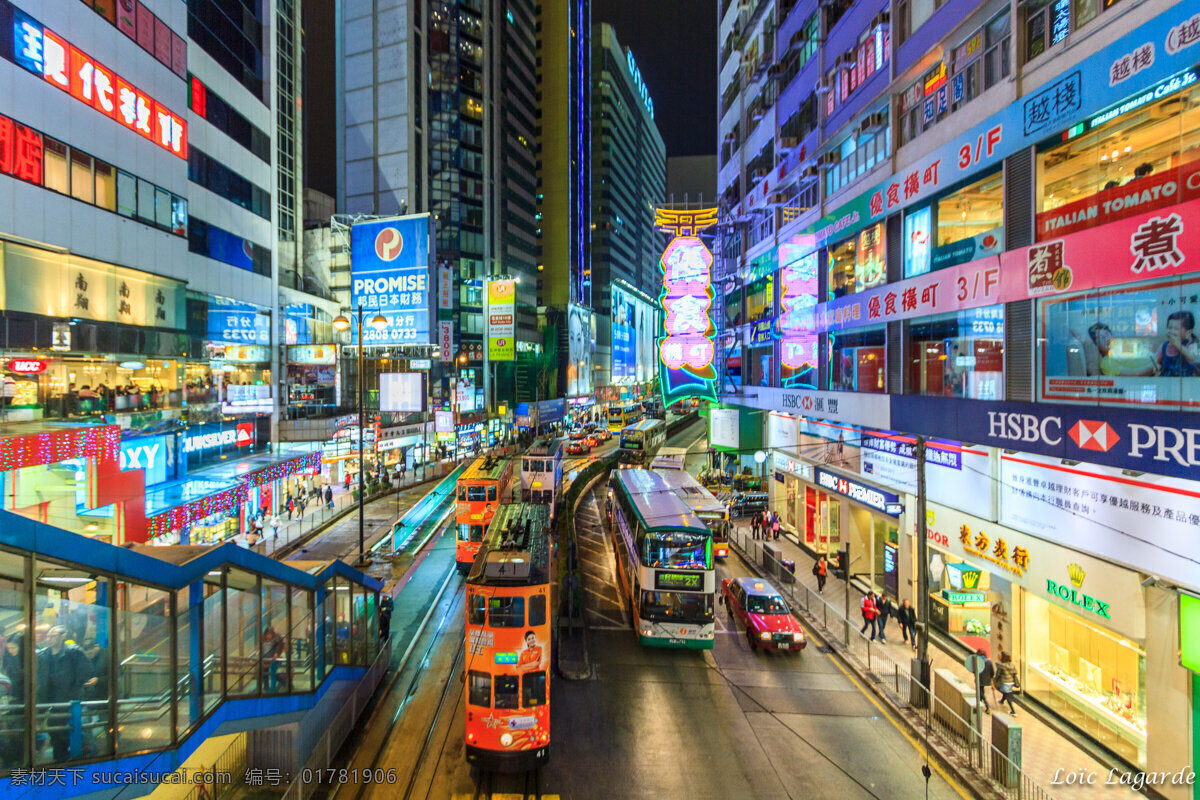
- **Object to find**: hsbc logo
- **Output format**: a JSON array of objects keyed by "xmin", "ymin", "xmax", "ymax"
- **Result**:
[
  {"xmin": 1068, "ymin": 420, "xmax": 1120, "ymax": 452},
  {"xmin": 987, "ymin": 412, "xmax": 1063, "ymax": 445},
  {"xmin": 374, "ymin": 227, "xmax": 404, "ymax": 261}
]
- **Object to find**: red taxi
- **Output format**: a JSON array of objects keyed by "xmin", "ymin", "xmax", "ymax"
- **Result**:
[
  {"xmin": 720, "ymin": 578, "xmax": 806, "ymax": 652},
  {"xmin": 565, "ymin": 440, "xmax": 591, "ymax": 455}
]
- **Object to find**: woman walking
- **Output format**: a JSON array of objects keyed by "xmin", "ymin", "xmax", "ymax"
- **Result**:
[{"xmin": 993, "ymin": 652, "xmax": 1020, "ymax": 715}]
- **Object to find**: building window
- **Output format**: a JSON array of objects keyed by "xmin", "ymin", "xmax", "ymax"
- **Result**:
[
  {"xmin": 906, "ymin": 306, "xmax": 1005, "ymax": 399},
  {"xmin": 951, "ymin": 13, "xmax": 1012, "ymax": 113},
  {"xmin": 897, "ymin": 0, "xmax": 949, "ymax": 44},
  {"xmin": 825, "ymin": 125, "xmax": 891, "ymax": 197},
  {"xmin": 70, "ymin": 150, "xmax": 94, "ymax": 204},
  {"xmin": 828, "ymin": 326, "xmax": 886, "ymax": 392},
  {"xmin": 117, "ymin": 170, "xmax": 136, "ymax": 217},
  {"xmin": 898, "ymin": 63, "xmax": 950, "ymax": 147},
  {"xmin": 904, "ymin": 170, "xmax": 1004, "ymax": 277},
  {"xmin": 827, "ymin": 222, "xmax": 886, "ymax": 299},
  {"xmin": 44, "ymin": 139, "xmax": 68, "ymax": 194},
  {"xmin": 94, "ymin": 161, "xmax": 116, "ymax": 211},
  {"xmin": 188, "ymin": 218, "xmax": 272, "ymax": 277},
  {"xmin": 1036, "ymin": 75, "xmax": 1200, "ymax": 241}
]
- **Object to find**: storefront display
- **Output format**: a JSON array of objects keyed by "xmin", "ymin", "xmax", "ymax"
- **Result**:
[
  {"xmin": 827, "ymin": 223, "xmax": 886, "ymax": 299},
  {"xmin": 904, "ymin": 171, "xmax": 1003, "ymax": 277},
  {"xmin": 906, "ymin": 306, "xmax": 1005, "ymax": 399},
  {"xmin": 1038, "ymin": 276, "xmax": 1200, "ymax": 408},
  {"xmin": 828, "ymin": 326, "xmax": 886, "ymax": 392}
]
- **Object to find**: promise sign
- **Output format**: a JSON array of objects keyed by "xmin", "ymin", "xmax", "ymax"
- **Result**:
[{"xmin": 656, "ymin": 207, "xmax": 718, "ymax": 407}]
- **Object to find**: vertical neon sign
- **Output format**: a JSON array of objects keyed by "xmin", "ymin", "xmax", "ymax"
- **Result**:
[
  {"xmin": 776, "ymin": 240, "xmax": 819, "ymax": 389},
  {"xmin": 656, "ymin": 207, "xmax": 718, "ymax": 407}
]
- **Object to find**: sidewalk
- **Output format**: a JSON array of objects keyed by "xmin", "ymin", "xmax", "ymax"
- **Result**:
[{"xmin": 728, "ymin": 520, "xmax": 1138, "ymax": 800}]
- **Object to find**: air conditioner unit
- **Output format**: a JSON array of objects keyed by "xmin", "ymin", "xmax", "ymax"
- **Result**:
[
  {"xmin": 768, "ymin": 192, "xmax": 787, "ymax": 205},
  {"xmin": 753, "ymin": 168, "xmax": 770, "ymax": 179},
  {"xmin": 815, "ymin": 76, "xmax": 833, "ymax": 95},
  {"xmin": 871, "ymin": 11, "xmax": 890, "ymax": 29},
  {"xmin": 835, "ymin": 51, "xmax": 856, "ymax": 71},
  {"xmin": 860, "ymin": 112, "xmax": 887, "ymax": 134},
  {"xmin": 780, "ymin": 136, "xmax": 799, "ymax": 150},
  {"xmin": 802, "ymin": 166, "xmax": 821, "ymax": 180},
  {"xmin": 818, "ymin": 151, "xmax": 841, "ymax": 166},
  {"xmin": 767, "ymin": 62, "xmax": 785, "ymax": 78}
]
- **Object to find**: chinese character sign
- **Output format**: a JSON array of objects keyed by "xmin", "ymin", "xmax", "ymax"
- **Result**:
[
  {"xmin": 777, "ymin": 250, "xmax": 818, "ymax": 389},
  {"xmin": 656, "ymin": 208, "xmax": 719, "ymax": 407},
  {"xmin": 350, "ymin": 215, "xmax": 434, "ymax": 345},
  {"xmin": 487, "ymin": 279, "xmax": 516, "ymax": 361}
]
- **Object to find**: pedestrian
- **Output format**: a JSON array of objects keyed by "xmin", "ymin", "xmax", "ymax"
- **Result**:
[
  {"xmin": 285, "ymin": 494, "xmax": 294, "ymax": 521},
  {"xmin": 297, "ymin": 493, "xmax": 306, "ymax": 519},
  {"xmin": 896, "ymin": 599, "xmax": 918, "ymax": 649},
  {"xmin": 994, "ymin": 652, "xmax": 1020, "ymax": 715},
  {"xmin": 859, "ymin": 591, "xmax": 879, "ymax": 641},
  {"xmin": 344, "ymin": 472, "xmax": 352, "ymax": 492},
  {"xmin": 750, "ymin": 514, "xmax": 759, "ymax": 540},
  {"xmin": 36, "ymin": 626, "xmax": 93, "ymax": 760},
  {"xmin": 325, "ymin": 484, "xmax": 334, "ymax": 509},
  {"xmin": 270, "ymin": 513, "xmax": 281, "ymax": 542},
  {"xmin": 379, "ymin": 594, "xmax": 394, "ymax": 640},
  {"xmin": 771, "ymin": 513, "xmax": 780, "ymax": 541},
  {"xmin": 976, "ymin": 649, "xmax": 995, "ymax": 714},
  {"xmin": 813, "ymin": 555, "xmax": 827, "ymax": 592},
  {"xmin": 875, "ymin": 593, "xmax": 893, "ymax": 642},
  {"xmin": 254, "ymin": 514, "xmax": 265, "ymax": 541}
]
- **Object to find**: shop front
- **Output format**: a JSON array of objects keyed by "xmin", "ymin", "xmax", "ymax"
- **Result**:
[{"xmin": 920, "ymin": 502, "xmax": 1148, "ymax": 767}]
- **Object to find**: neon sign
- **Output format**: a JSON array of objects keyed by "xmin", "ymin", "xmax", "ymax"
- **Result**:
[
  {"xmin": 10, "ymin": 6, "xmax": 186, "ymax": 159},
  {"xmin": 776, "ymin": 248, "xmax": 819, "ymax": 388},
  {"xmin": 626, "ymin": 49, "xmax": 654, "ymax": 119},
  {"xmin": 656, "ymin": 208, "xmax": 718, "ymax": 407}
]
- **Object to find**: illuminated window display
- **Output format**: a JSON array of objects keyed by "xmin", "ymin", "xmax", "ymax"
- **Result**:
[
  {"xmin": 828, "ymin": 326, "xmax": 886, "ymax": 393},
  {"xmin": 1036, "ymin": 70, "xmax": 1200, "ymax": 240},
  {"xmin": 827, "ymin": 223, "xmax": 886, "ymax": 299},
  {"xmin": 1023, "ymin": 594, "xmax": 1146, "ymax": 766},
  {"xmin": 927, "ymin": 552, "xmax": 997, "ymax": 646},
  {"xmin": 1038, "ymin": 277, "xmax": 1200, "ymax": 408},
  {"xmin": 903, "ymin": 171, "xmax": 1004, "ymax": 277},
  {"xmin": 907, "ymin": 306, "xmax": 1005, "ymax": 399}
]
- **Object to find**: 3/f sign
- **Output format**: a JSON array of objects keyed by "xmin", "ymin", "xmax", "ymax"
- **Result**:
[{"xmin": 958, "ymin": 125, "xmax": 1002, "ymax": 169}]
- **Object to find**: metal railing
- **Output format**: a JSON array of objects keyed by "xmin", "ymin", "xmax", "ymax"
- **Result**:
[
  {"xmin": 727, "ymin": 526, "xmax": 1056, "ymax": 800},
  {"xmin": 179, "ymin": 732, "xmax": 247, "ymax": 800}
]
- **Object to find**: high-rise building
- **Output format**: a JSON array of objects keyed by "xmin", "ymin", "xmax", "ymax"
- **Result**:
[
  {"xmin": 714, "ymin": 0, "xmax": 1200, "ymax": 785},
  {"xmin": 536, "ymin": 0, "xmax": 592, "ymax": 400},
  {"xmin": 590, "ymin": 23, "xmax": 665, "ymax": 390}
]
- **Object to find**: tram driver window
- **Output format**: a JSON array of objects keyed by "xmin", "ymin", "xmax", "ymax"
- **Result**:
[
  {"xmin": 488, "ymin": 596, "xmax": 525, "ymax": 627},
  {"xmin": 523, "ymin": 672, "xmax": 547, "ymax": 706},
  {"xmin": 468, "ymin": 594, "xmax": 486, "ymax": 625},
  {"xmin": 494, "ymin": 675, "xmax": 520, "ymax": 709},
  {"xmin": 459, "ymin": 487, "xmax": 467, "ymax": 501},
  {"xmin": 528, "ymin": 594, "xmax": 547, "ymax": 626},
  {"xmin": 487, "ymin": 486, "xmax": 497, "ymax": 501},
  {"xmin": 467, "ymin": 486, "xmax": 486, "ymax": 502},
  {"xmin": 468, "ymin": 670, "xmax": 491, "ymax": 706}
]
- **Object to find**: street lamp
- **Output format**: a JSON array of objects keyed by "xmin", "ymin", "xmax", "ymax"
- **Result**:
[{"xmin": 334, "ymin": 306, "xmax": 389, "ymax": 564}]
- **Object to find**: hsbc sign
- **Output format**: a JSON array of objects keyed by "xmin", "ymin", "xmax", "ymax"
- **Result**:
[{"xmin": 893, "ymin": 396, "xmax": 1200, "ymax": 481}]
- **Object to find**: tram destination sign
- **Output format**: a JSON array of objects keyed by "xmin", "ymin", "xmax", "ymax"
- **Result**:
[{"xmin": 655, "ymin": 571, "xmax": 705, "ymax": 592}]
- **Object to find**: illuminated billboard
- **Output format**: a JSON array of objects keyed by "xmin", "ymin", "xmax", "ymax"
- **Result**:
[
  {"xmin": 611, "ymin": 284, "xmax": 659, "ymax": 384},
  {"xmin": 487, "ymin": 279, "xmax": 516, "ymax": 361},
  {"xmin": 349, "ymin": 214, "xmax": 434, "ymax": 345},
  {"xmin": 656, "ymin": 208, "xmax": 718, "ymax": 406},
  {"xmin": 777, "ymin": 245, "xmax": 819, "ymax": 389},
  {"xmin": 567, "ymin": 304, "xmax": 594, "ymax": 397}
]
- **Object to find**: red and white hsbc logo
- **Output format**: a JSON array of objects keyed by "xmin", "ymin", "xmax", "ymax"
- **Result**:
[
  {"xmin": 988, "ymin": 411, "xmax": 1200, "ymax": 468},
  {"xmin": 6, "ymin": 359, "xmax": 47, "ymax": 375},
  {"xmin": 1068, "ymin": 420, "xmax": 1120, "ymax": 453},
  {"xmin": 236, "ymin": 423, "xmax": 254, "ymax": 447}
]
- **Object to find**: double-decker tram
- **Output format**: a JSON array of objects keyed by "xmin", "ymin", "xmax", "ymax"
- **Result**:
[
  {"xmin": 607, "ymin": 401, "xmax": 642, "ymax": 431},
  {"xmin": 617, "ymin": 418, "xmax": 666, "ymax": 467},
  {"xmin": 607, "ymin": 469, "xmax": 715, "ymax": 648},
  {"xmin": 455, "ymin": 455, "xmax": 514, "ymax": 573},
  {"xmin": 520, "ymin": 437, "xmax": 564, "ymax": 522},
  {"xmin": 464, "ymin": 502, "xmax": 553, "ymax": 771},
  {"xmin": 651, "ymin": 447, "xmax": 732, "ymax": 560}
]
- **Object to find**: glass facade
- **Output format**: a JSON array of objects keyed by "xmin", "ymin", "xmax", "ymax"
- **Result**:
[{"xmin": 906, "ymin": 306, "xmax": 1006, "ymax": 400}]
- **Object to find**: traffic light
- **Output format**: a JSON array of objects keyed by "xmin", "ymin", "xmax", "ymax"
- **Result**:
[{"xmin": 833, "ymin": 545, "xmax": 850, "ymax": 580}]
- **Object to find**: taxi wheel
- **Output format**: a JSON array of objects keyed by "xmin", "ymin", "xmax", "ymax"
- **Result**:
[
  {"xmin": 746, "ymin": 631, "xmax": 756, "ymax": 651},
  {"xmin": 726, "ymin": 604, "xmax": 734, "ymax": 621}
]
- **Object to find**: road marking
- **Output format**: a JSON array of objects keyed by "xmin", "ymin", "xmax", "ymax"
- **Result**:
[{"xmin": 822, "ymin": 651, "xmax": 973, "ymax": 800}]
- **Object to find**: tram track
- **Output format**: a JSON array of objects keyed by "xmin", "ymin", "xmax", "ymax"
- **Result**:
[{"xmin": 470, "ymin": 767, "xmax": 543, "ymax": 800}]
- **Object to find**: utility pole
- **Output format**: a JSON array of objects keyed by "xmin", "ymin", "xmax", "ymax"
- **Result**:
[{"xmin": 914, "ymin": 435, "xmax": 932, "ymax": 707}]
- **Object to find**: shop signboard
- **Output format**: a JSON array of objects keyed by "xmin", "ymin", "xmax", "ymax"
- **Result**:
[
  {"xmin": 223, "ymin": 345, "xmax": 270, "ymax": 363},
  {"xmin": 438, "ymin": 264, "xmax": 454, "ymax": 310},
  {"xmin": 349, "ymin": 214, "xmax": 434, "ymax": 345},
  {"xmin": 656, "ymin": 208, "xmax": 718, "ymax": 407},
  {"xmin": 709, "ymin": 407, "xmax": 740, "ymax": 450},
  {"xmin": 410, "ymin": 358, "xmax": 432, "ymax": 370},
  {"xmin": 858, "ymin": 432, "xmax": 995, "ymax": 518},
  {"xmin": 776, "ymin": 249, "xmax": 819, "ymax": 389},
  {"xmin": 813, "ymin": 466, "xmax": 900, "ymax": 516},
  {"xmin": 770, "ymin": 451, "xmax": 813, "ymax": 481},
  {"xmin": 817, "ymin": 197, "xmax": 1200, "ymax": 334},
  {"xmin": 922, "ymin": 501, "xmax": 1146, "ymax": 639},
  {"xmin": 439, "ymin": 320, "xmax": 454, "ymax": 362},
  {"xmin": 720, "ymin": 386, "xmax": 891, "ymax": 430},
  {"xmin": 287, "ymin": 345, "xmax": 337, "ymax": 366},
  {"xmin": 119, "ymin": 434, "xmax": 173, "ymax": 487},
  {"xmin": 435, "ymin": 411, "xmax": 454, "ymax": 433},
  {"xmin": 380, "ymin": 372, "xmax": 424, "ymax": 412},
  {"xmin": 890, "ymin": 394, "xmax": 1200, "ymax": 484},
  {"xmin": 786, "ymin": 7, "xmax": 1200, "ymax": 257},
  {"xmin": 487, "ymin": 279, "xmax": 516, "ymax": 361},
  {"xmin": 6, "ymin": 358, "xmax": 46, "ymax": 375},
  {"xmin": 537, "ymin": 398, "xmax": 565, "ymax": 425}
]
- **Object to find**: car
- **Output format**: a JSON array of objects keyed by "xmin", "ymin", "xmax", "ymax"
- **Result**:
[
  {"xmin": 729, "ymin": 492, "xmax": 769, "ymax": 517},
  {"xmin": 585, "ymin": 435, "xmax": 601, "ymax": 448},
  {"xmin": 593, "ymin": 428, "xmax": 612, "ymax": 442},
  {"xmin": 566, "ymin": 440, "xmax": 591, "ymax": 455},
  {"xmin": 568, "ymin": 428, "xmax": 588, "ymax": 441},
  {"xmin": 720, "ymin": 577, "xmax": 806, "ymax": 652}
]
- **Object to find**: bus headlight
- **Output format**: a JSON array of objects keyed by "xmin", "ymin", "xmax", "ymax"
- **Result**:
[
  {"xmin": 759, "ymin": 631, "xmax": 772, "ymax": 641},
  {"xmin": 641, "ymin": 627, "xmax": 652, "ymax": 637},
  {"xmin": 500, "ymin": 732, "xmax": 513, "ymax": 747}
]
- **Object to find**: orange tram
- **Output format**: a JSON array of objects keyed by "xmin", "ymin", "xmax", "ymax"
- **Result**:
[
  {"xmin": 455, "ymin": 454, "xmax": 514, "ymax": 573},
  {"xmin": 464, "ymin": 502, "xmax": 553, "ymax": 772}
]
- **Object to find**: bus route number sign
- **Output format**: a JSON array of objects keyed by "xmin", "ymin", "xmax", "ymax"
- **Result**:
[{"xmin": 655, "ymin": 571, "xmax": 703, "ymax": 592}]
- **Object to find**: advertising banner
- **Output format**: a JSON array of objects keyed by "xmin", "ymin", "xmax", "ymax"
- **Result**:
[
  {"xmin": 611, "ymin": 284, "xmax": 660, "ymax": 384},
  {"xmin": 438, "ymin": 264, "xmax": 454, "ymax": 310},
  {"xmin": 567, "ymin": 303, "xmax": 594, "ymax": 397},
  {"xmin": 722, "ymin": 386, "xmax": 891, "ymax": 429},
  {"xmin": 889, "ymin": 394, "xmax": 1200, "ymax": 482},
  {"xmin": 439, "ymin": 321, "xmax": 454, "ymax": 363},
  {"xmin": 380, "ymin": 373, "xmax": 424, "ymax": 412},
  {"xmin": 287, "ymin": 345, "xmax": 337, "ymax": 366},
  {"xmin": 709, "ymin": 408, "xmax": 740, "ymax": 450},
  {"xmin": 119, "ymin": 434, "xmax": 174, "ymax": 487},
  {"xmin": 487, "ymin": 279, "xmax": 516, "ymax": 361},
  {"xmin": 435, "ymin": 411, "xmax": 454, "ymax": 433},
  {"xmin": 859, "ymin": 434, "xmax": 995, "ymax": 518},
  {"xmin": 786, "ymin": 8, "xmax": 1200, "ymax": 256},
  {"xmin": 349, "ymin": 215, "xmax": 433, "ymax": 344},
  {"xmin": 815, "ymin": 197, "xmax": 1200, "ymax": 334},
  {"xmin": 656, "ymin": 208, "xmax": 719, "ymax": 406},
  {"xmin": 777, "ymin": 249, "xmax": 818, "ymax": 389}
]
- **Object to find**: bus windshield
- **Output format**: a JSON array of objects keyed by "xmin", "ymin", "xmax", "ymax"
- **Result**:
[
  {"xmin": 621, "ymin": 432, "xmax": 643, "ymax": 450},
  {"xmin": 642, "ymin": 531, "xmax": 710, "ymax": 569},
  {"xmin": 639, "ymin": 590, "xmax": 714, "ymax": 624},
  {"xmin": 745, "ymin": 594, "xmax": 789, "ymax": 615}
]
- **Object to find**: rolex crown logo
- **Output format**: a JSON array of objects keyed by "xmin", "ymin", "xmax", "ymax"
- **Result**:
[{"xmin": 1067, "ymin": 563, "xmax": 1086, "ymax": 588}]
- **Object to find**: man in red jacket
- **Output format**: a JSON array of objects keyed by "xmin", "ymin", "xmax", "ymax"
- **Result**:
[{"xmin": 859, "ymin": 591, "xmax": 879, "ymax": 641}]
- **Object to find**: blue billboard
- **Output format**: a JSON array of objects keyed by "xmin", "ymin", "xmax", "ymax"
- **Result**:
[
  {"xmin": 350, "ymin": 215, "xmax": 434, "ymax": 345},
  {"xmin": 208, "ymin": 298, "xmax": 270, "ymax": 345}
]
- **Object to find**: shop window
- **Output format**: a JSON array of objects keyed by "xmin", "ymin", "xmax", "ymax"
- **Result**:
[
  {"xmin": 907, "ymin": 306, "xmax": 1005, "ymax": 399},
  {"xmin": 44, "ymin": 138, "xmax": 69, "ymax": 194},
  {"xmin": 827, "ymin": 223, "xmax": 886, "ymax": 299},
  {"xmin": 1037, "ymin": 74, "xmax": 1200, "ymax": 241},
  {"xmin": 828, "ymin": 325, "xmax": 886, "ymax": 392},
  {"xmin": 0, "ymin": 551, "xmax": 28, "ymax": 772},
  {"xmin": 1037, "ymin": 277, "xmax": 1200, "ymax": 409},
  {"xmin": 70, "ymin": 150, "xmax": 94, "ymax": 204},
  {"xmin": 904, "ymin": 171, "xmax": 1004, "ymax": 277},
  {"xmin": 94, "ymin": 161, "xmax": 116, "ymax": 211}
]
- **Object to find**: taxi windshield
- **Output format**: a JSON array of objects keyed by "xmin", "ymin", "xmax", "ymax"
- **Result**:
[{"xmin": 745, "ymin": 594, "xmax": 788, "ymax": 615}]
